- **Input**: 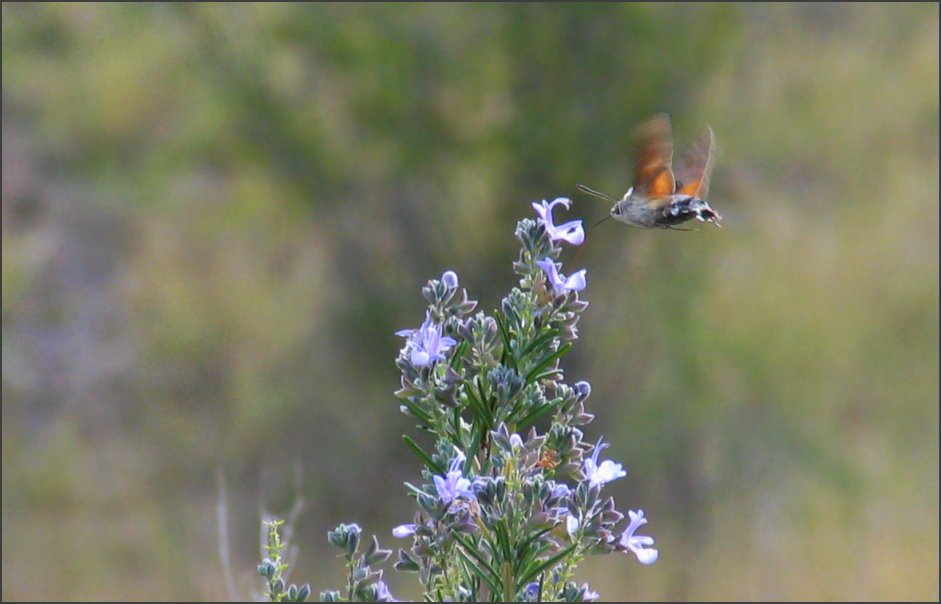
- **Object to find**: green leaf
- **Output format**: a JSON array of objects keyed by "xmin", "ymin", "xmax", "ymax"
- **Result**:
[
  {"xmin": 516, "ymin": 402, "xmax": 557, "ymax": 431},
  {"xmin": 528, "ymin": 368, "xmax": 564, "ymax": 384},
  {"xmin": 402, "ymin": 436, "xmax": 445, "ymax": 475},
  {"xmin": 466, "ymin": 422, "xmax": 483, "ymax": 467},
  {"xmin": 450, "ymin": 340, "xmax": 469, "ymax": 370},
  {"xmin": 403, "ymin": 482, "xmax": 427, "ymax": 498},
  {"xmin": 493, "ymin": 312, "xmax": 517, "ymax": 370},
  {"xmin": 515, "ymin": 526, "xmax": 554, "ymax": 565},
  {"xmin": 517, "ymin": 544, "xmax": 577, "ymax": 588},
  {"xmin": 464, "ymin": 384, "xmax": 493, "ymax": 425},
  {"xmin": 524, "ymin": 343, "xmax": 572, "ymax": 385},
  {"xmin": 456, "ymin": 557, "xmax": 481, "ymax": 602},
  {"xmin": 455, "ymin": 548, "xmax": 500, "ymax": 597},
  {"xmin": 519, "ymin": 328, "xmax": 560, "ymax": 359},
  {"xmin": 399, "ymin": 396, "xmax": 433, "ymax": 427},
  {"xmin": 475, "ymin": 377, "xmax": 492, "ymax": 420},
  {"xmin": 503, "ymin": 385, "xmax": 532, "ymax": 425},
  {"xmin": 493, "ymin": 520, "xmax": 513, "ymax": 562},
  {"xmin": 453, "ymin": 534, "xmax": 501, "ymax": 593}
]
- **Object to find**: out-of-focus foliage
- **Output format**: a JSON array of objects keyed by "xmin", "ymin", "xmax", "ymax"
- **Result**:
[{"xmin": 2, "ymin": 3, "xmax": 937, "ymax": 601}]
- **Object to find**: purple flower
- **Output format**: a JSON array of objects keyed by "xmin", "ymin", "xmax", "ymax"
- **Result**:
[
  {"xmin": 579, "ymin": 584, "xmax": 600, "ymax": 601},
  {"xmin": 619, "ymin": 510, "xmax": 658, "ymax": 565},
  {"xmin": 524, "ymin": 582, "xmax": 540, "ymax": 599},
  {"xmin": 574, "ymin": 380, "xmax": 592, "ymax": 400},
  {"xmin": 582, "ymin": 439, "xmax": 626, "ymax": 488},
  {"xmin": 374, "ymin": 580, "xmax": 397, "ymax": 602},
  {"xmin": 532, "ymin": 198, "xmax": 585, "ymax": 246},
  {"xmin": 434, "ymin": 454, "xmax": 475, "ymax": 505},
  {"xmin": 566, "ymin": 513, "xmax": 580, "ymax": 538},
  {"xmin": 392, "ymin": 524, "xmax": 417, "ymax": 538},
  {"xmin": 548, "ymin": 506, "xmax": 569, "ymax": 524},
  {"xmin": 441, "ymin": 270, "xmax": 459, "ymax": 289},
  {"xmin": 536, "ymin": 259, "xmax": 587, "ymax": 297},
  {"xmin": 549, "ymin": 481, "xmax": 571, "ymax": 499},
  {"xmin": 396, "ymin": 312, "xmax": 457, "ymax": 367}
]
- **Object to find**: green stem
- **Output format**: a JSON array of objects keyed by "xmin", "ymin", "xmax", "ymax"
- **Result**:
[
  {"xmin": 346, "ymin": 557, "xmax": 356, "ymax": 602},
  {"xmin": 502, "ymin": 561, "xmax": 515, "ymax": 602}
]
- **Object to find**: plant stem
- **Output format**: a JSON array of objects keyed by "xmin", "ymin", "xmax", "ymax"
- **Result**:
[{"xmin": 502, "ymin": 561, "xmax": 514, "ymax": 602}]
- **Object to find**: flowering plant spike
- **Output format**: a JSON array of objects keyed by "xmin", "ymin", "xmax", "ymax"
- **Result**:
[{"xmin": 260, "ymin": 198, "xmax": 656, "ymax": 602}]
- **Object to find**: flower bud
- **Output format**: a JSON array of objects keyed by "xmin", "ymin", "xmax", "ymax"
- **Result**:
[
  {"xmin": 442, "ymin": 270, "xmax": 459, "ymax": 289},
  {"xmin": 574, "ymin": 380, "xmax": 592, "ymax": 401}
]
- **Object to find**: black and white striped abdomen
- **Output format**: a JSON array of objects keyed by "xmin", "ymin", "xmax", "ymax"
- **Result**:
[{"xmin": 661, "ymin": 195, "xmax": 722, "ymax": 227}]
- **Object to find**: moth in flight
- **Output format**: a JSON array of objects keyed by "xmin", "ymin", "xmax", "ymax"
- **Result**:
[{"xmin": 579, "ymin": 114, "xmax": 721, "ymax": 230}]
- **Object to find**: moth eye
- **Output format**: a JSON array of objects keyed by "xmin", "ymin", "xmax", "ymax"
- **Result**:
[{"xmin": 612, "ymin": 206, "xmax": 621, "ymax": 215}]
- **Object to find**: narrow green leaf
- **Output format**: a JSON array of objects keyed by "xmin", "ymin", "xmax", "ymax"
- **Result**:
[
  {"xmin": 450, "ymin": 340, "xmax": 469, "ymax": 370},
  {"xmin": 493, "ymin": 520, "xmax": 513, "ymax": 562},
  {"xmin": 493, "ymin": 312, "xmax": 517, "ymax": 370},
  {"xmin": 529, "ymin": 368, "xmax": 563, "ymax": 384},
  {"xmin": 517, "ymin": 544, "xmax": 577, "ymax": 588},
  {"xmin": 519, "ymin": 328, "xmax": 560, "ymax": 359},
  {"xmin": 524, "ymin": 343, "xmax": 572, "ymax": 384},
  {"xmin": 399, "ymin": 396, "xmax": 433, "ymax": 427},
  {"xmin": 503, "ymin": 385, "xmax": 532, "ymax": 425},
  {"xmin": 515, "ymin": 527, "xmax": 554, "ymax": 562},
  {"xmin": 517, "ymin": 402, "xmax": 557, "ymax": 431},
  {"xmin": 455, "ymin": 548, "xmax": 500, "ymax": 596},
  {"xmin": 467, "ymin": 423, "xmax": 483, "ymax": 468},
  {"xmin": 464, "ymin": 384, "xmax": 493, "ymax": 424},
  {"xmin": 452, "ymin": 406, "xmax": 463, "ymax": 445},
  {"xmin": 515, "ymin": 540, "xmax": 554, "ymax": 574},
  {"xmin": 403, "ymin": 482, "xmax": 427, "ymax": 498},
  {"xmin": 457, "ymin": 555, "xmax": 481, "ymax": 602},
  {"xmin": 402, "ymin": 436, "xmax": 445, "ymax": 475},
  {"xmin": 475, "ymin": 377, "xmax": 493, "ymax": 420},
  {"xmin": 453, "ymin": 534, "xmax": 501, "ymax": 591}
]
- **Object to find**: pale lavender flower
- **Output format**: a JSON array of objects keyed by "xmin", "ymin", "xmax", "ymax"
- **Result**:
[
  {"xmin": 532, "ymin": 198, "xmax": 585, "ymax": 246},
  {"xmin": 619, "ymin": 510, "xmax": 658, "ymax": 565},
  {"xmin": 536, "ymin": 259, "xmax": 587, "ymax": 297},
  {"xmin": 392, "ymin": 524, "xmax": 417, "ymax": 538},
  {"xmin": 582, "ymin": 439, "xmax": 626, "ymax": 488},
  {"xmin": 509, "ymin": 433, "xmax": 524, "ymax": 449},
  {"xmin": 549, "ymin": 481, "xmax": 571, "ymax": 499},
  {"xmin": 396, "ymin": 312, "xmax": 457, "ymax": 367},
  {"xmin": 581, "ymin": 585, "xmax": 600, "ymax": 601},
  {"xmin": 548, "ymin": 506, "xmax": 569, "ymax": 524},
  {"xmin": 434, "ymin": 454, "xmax": 474, "ymax": 505},
  {"xmin": 374, "ymin": 580, "xmax": 397, "ymax": 602},
  {"xmin": 441, "ymin": 270, "xmax": 459, "ymax": 289},
  {"xmin": 566, "ymin": 513, "xmax": 580, "ymax": 538}
]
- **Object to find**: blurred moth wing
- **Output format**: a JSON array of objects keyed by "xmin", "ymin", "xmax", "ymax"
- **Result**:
[
  {"xmin": 631, "ymin": 113, "xmax": 676, "ymax": 203},
  {"xmin": 675, "ymin": 126, "xmax": 715, "ymax": 199}
]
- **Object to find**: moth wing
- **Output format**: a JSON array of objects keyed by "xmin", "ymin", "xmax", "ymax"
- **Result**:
[
  {"xmin": 676, "ymin": 126, "xmax": 715, "ymax": 199},
  {"xmin": 632, "ymin": 113, "xmax": 676, "ymax": 199}
]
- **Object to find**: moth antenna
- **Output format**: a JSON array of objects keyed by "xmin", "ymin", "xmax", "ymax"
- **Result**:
[{"xmin": 577, "ymin": 184, "xmax": 617, "ymax": 203}]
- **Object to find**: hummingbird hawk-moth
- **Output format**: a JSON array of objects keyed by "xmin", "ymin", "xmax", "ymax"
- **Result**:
[{"xmin": 579, "ymin": 114, "xmax": 721, "ymax": 230}]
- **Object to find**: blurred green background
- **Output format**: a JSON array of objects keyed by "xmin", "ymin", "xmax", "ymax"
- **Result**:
[{"xmin": 2, "ymin": 3, "xmax": 938, "ymax": 601}]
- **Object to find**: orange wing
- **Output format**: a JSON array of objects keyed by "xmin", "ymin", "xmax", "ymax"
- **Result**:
[
  {"xmin": 676, "ymin": 126, "xmax": 715, "ymax": 199},
  {"xmin": 632, "ymin": 114, "xmax": 676, "ymax": 198}
]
